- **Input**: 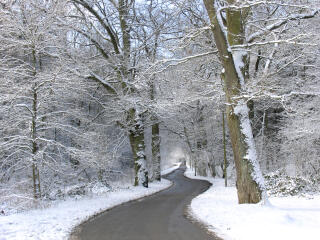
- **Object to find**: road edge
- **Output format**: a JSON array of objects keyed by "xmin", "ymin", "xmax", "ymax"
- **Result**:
[
  {"xmin": 69, "ymin": 169, "xmax": 179, "ymax": 240},
  {"xmin": 183, "ymin": 169, "xmax": 225, "ymax": 240}
]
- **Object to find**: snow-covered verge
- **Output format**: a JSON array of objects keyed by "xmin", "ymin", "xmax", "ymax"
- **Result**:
[
  {"xmin": 185, "ymin": 168, "xmax": 320, "ymax": 240},
  {"xmin": 0, "ymin": 178, "xmax": 173, "ymax": 240}
]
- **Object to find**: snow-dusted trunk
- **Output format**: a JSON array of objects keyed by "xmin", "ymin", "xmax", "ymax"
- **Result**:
[
  {"xmin": 195, "ymin": 100, "xmax": 208, "ymax": 177},
  {"xmin": 152, "ymin": 122, "xmax": 161, "ymax": 181},
  {"xmin": 31, "ymin": 84, "xmax": 41, "ymax": 199},
  {"xmin": 230, "ymin": 102, "xmax": 265, "ymax": 203},
  {"xmin": 31, "ymin": 50, "xmax": 41, "ymax": 199},
  {"xmin": 183, "ymin": 126, "xmax": 197, "ymax": 175},
  {"xmin": 222, "ymin": 111, "xmax": 227, "ymax": 187},
  {"xmin": 204, "ymin": 0, "xmax": 266, "ymax": 203},
  {"xmin": 128, "ymin": 108, "xmax": 148, "ymax": 187},
  {"xmin": 118, "ymin": 0, "xmax": 149, "ymax": 186},
  {"xmin": 150, "ymin": 75, "xmax": 161, "ymax": 181},
  {"xmin": 259, "ymin": 111, "xmax": 267, "ymax": 171}
]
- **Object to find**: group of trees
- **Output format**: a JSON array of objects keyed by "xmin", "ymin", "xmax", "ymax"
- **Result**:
[
  {"xmin": 0, "ymin": 0, "xmax": 319, "ymax": 211},
  {"xmin": 0, "ymin": 0, "xmax": 180, "ymax": 210},
  {"xmin": 0, "ymin": 0, "xmax": 122, "ymax": 206}
]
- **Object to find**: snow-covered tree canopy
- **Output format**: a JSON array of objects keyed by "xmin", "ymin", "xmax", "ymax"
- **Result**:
[{"xmin": 0, "ymin": 0, "xmax": 320, "ymax": 212}]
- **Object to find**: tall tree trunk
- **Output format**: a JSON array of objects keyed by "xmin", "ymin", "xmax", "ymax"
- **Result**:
[
  {"xmin": 222, "ymin": 111, "xmax": 228, "ymax": 187},
  {"xmin": 195, "ymin": 100, "xmax": 208, "ymax": 176},
  {"xmin": 31, "ymin": 86, "xmax": 41, "ymax": 199},
  {"xmin": 128, "ymin": 108, "xmax": 148, "ymax": 187},
  {"xmin": 260, "ymin": 111, "xmax": 266, "ymax": 171},
  {"xmin": 31, "ymin": 49, "xmax": 41, "ymax": 199},
  {"xmin": 150, "ymin": 74, "xmax": 161, "ymax": 181},
  {"xmin": 119, "ymin": 1, "xmax": 149, "ymax": 187},
  {"xmin": 204, "ymin": 0, "xmax": 266, "ymax": 203},
  {"xmin": 183, "ymin": 126, "xmax": 196, "ymax": 174},
  {"xmin": 152, "ymin": 122, "xmax": 161, "ymax": 181}
]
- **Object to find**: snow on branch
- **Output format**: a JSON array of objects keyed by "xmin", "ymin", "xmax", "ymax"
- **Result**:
[
  {"xmin": 145, "ymin": 51, "xmax": 219, "ymax": 76},
  {"xmin": 247, "ymin": 9, "xmax": 320, "ymax": 43},
  {"xmin": 161, "ymin": 51, "xmax": 218, "ymax": 64},
  {"xmin": 86, "ymin": 72, "xmax": 118, "ymax": 95},
  {"xmin": 72, "ymin": 0, "xmax": 120, "ymax": 54},
  {"xmin": 233, "ymin": 35, "xmax": 317, "ymax": 49}
]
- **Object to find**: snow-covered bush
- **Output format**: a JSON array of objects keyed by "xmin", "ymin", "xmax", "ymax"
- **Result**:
[
  {"xmin": 45, "ymin": 182, "xmax": 112, "ymax": 201},
  {"xmin": 264, "ymin": 170, "xmax": 319, "ymax": 197}
]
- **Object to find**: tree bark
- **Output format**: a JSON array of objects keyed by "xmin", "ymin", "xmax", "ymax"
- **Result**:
[
  {"xmin": 128, "ymin": 108, "xmax": 148, "ymax": 187},
  {"xmin": 204, "ymin": 0, "xmax": 266, "ymax": 203},
  {"xmin": 31, "ymin": 49, "xmax": 41, "ymax": 199},
  {"xmin": 32, "ymin": 86, "xmax": 41, "ymax": 199},
  {"xmin": 152, "ymin": 122, "xmax": 161, "ymax": 181},
  {"xmin": 222, "ymin": 111, "xmax": 227, "ymax": 187},
  {"xmin": 183, "ymin": 126, "xmax": 196, "ymax": 175},
  {"xmin": 195, "ymin": 100, "xmax": 208, "ymax": 176},
  {"xmin": 150, "ymin": 74, "xmax": 161, "ymax": 181}
]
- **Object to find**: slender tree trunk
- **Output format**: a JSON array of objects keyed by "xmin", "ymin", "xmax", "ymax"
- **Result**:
[
  {"xmin": 150, "ymin": 72, "xmax": 161, "ymax": 181},
  {"xmin": 152, "ymin": 122, "xmax": 161, "ymax": 181},
  {"xmin": 31, "ymin": 85, "xmax": 41, "ymax": 199},
  {"xmin": 260, "ymin": 111, "xmax": 266, "ymax": 171},
  {"xmin": 184, "ymin": 126, "xmax": 196, "ymax": 174},
  {"xmin": 222, "ymin": 111, "xmax": 227, "ymax": 187},
  {"xmin": 31, "ymin": 49, "xmax": 41, "ymax": 199},
  {"xmin": 128, "ymin": 108, "xmax": 148, "ymax": 187},
  {"xmin": 208, "ymin": 162, "xmax": 216, "ymax": 177},
  {"xmin": 204, "ymin": 0, "xmax": 266, "ymax": 203},
  {"xmin": 195, "ymin": 100, "xmax": 208, "ymax": 176}
]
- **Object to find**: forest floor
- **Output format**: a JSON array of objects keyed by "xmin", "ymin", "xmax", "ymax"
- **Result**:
[
  {"xmin": 0, "ymin": 165, "xmax": 179, "ymax": 240},
  {"xmin": 185, "ymin": 168, "xmax": 320, "ymax": 240}
]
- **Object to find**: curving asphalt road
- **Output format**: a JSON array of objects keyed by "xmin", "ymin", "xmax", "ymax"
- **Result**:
[{"xmin": 70, "ymin": 167, "xmax": 221, "ymax": 240}]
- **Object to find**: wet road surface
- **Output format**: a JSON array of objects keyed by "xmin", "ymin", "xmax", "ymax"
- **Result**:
[{"xmin": 70, "ymin": 167, "xmax": 220, "ymax": 240}]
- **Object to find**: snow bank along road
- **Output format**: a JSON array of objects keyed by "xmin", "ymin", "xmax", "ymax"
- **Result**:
[
  {"xmin": 0, "ymin": 174, "xmax": 173, "ymax": 240},
  {"xmin": 70, "ymin": 167, "xmax": 220, "ymax": 240},
  {"xmin": 185, "ymin": 169, "xmax": 320, "ymax": 240}
]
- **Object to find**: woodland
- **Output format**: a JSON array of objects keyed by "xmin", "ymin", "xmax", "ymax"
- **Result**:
[{"xmin": 0, "ymin": 0, "xmax": 320, "ymax": 213}]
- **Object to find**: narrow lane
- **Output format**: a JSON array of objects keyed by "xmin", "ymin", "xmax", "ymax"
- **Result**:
[{"xmin": 71, "ymin": 167, "xmax": 220, "ymax": 240}]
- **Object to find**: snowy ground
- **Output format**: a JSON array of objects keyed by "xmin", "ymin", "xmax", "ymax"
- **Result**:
[
  {"xmin": 0, "ymin": 166, "xmax": 178, "ymax": 240},
  {"xmin": 185, "ymin": 168, "xmax": 320, "ymax": 240}
]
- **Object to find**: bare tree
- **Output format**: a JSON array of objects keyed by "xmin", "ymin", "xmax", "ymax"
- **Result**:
[
  {"xmin": 203, "ymin": 0, "xmax": 319, "ymax": 203},
  {"xmin": 68, "ymin": 0, "xmax": 150, "ymax": 186}
]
